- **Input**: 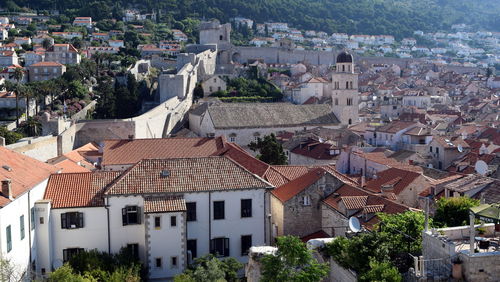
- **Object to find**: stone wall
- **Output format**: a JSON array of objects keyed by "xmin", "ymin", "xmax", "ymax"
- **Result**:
[
  {"xmin": 329, "ymin": 258, "xmax": 357, "ymax": 282},
  {"xmin": 6, "ymin": 135, "xmax": 58, "ymax": 161},
  {"xmin": 282, "ymin": 173, "xmax": 345, "ymax": 238}
]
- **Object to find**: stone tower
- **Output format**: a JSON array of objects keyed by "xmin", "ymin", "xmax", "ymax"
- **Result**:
[{"xmin": 331, "ymin": 51, "xmax": 359, "ymax": 126}]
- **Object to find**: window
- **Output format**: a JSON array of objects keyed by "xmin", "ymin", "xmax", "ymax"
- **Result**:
[
  {"xmin": 39, "ymin": 217, "xmax": 44, "ymax": 224},
  {"xmin": 61, "ymin": 212, "xmax": 84, "ymax": 229},
  {"xmin": 350, "ymin": 81, "xmax": 353, "ymax": 89},
  {"xmin": 241, "ymin": 235, "xmax": 252, "ymax": 256},
  {"xmin": 171, "ymin": 256, "xmax": 178, "ymax": 268},
  {"xmin": 302, "ymin": 195, "xmax": 311, "ymax": 206},
  {"xmin": 122, "ymin": 206, "xmax": 141, "ymax": 225},
  {"xmin": 31, "ymin": 208, "xmax": 35, "ymax": 230},
  {"xmin": 230, "ymin": 137, "xmax": 236, "ymax": 142},
  {"xmin": 127, "ymin": 243, "xmax": 139, "ymax": 259},
  {"xmin": 6, "ymin": 225, "xmax": 11, "ymax": 253},
  {"xmin": 187, "ymin": 239, "xmax": 197, "ymax": 260},
  {"xmin": 20, "ymin": 215, "xmax": 25, "ymax": 240},
  {"xmin": 213, "ymin": 78, "xmax": 217, "ymax": 83},
  {"xmin": 241, "ymin": 199, "xmax": 252, "ymax": 218},
  {"xmin": 209, "ymin": 86, "xmax": 213, "ymax": 92},
  {"xmin": 210, "ymin": 238, "xmax": 229, "ymax": 257},
  {"xmin": 342, "ymin": 65, "xmax": 345, "ymax": 72},
  {"xmin": 170, "ymin": 216, "xmax": 177, "ymax": 227},
  {"xmin": 347, "ymin": 98, "xmax": 353, "ymax": 106},
  {"xmin": 436, "ymin": 147, "xmax": 440, "ymax": 156},
  {"xmin": 186, "ymin": 202, "xmax": 197, "ymax": 221},
  {"xmin": 345, "ymin": 81, "xmax": 349, "ymax": 89},
  {"xmin": 348, "ymin": 118, "xmax": 352, "ymax": 125},
  {"xmin": 155, "ymin": 257, "xmax": 162, "ymax": 268},
  {"xmin": 430, "ymin": 146, "xmax": 433, "ymax": 153},
  {"xmin": 154, "ymin": 216, "xmax": 161, "ymax": 229},
  {"xmin": 213, "ymin": 201, "xmax": 225, "ymax": 220},
  {"xmin": 334, "ymin": 98, "xmax": 338, "ymax": 105},
  {"xmin": 63, "ymin": 248, "xmax": 83, "ymax": 262}
]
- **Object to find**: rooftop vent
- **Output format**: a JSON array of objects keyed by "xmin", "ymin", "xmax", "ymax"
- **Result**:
[
  {"xmin": 2, "ymin": 165, "xmax": 12, "ymax": 172},
  {"xmin": 160, "ymin": 170, "xmax": 170, "ymax": 178}
]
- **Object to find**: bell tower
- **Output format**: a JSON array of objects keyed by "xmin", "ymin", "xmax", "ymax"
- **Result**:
[{"xmin": 331, "ymin": 51, "xmax": 359, "ymax": 126}]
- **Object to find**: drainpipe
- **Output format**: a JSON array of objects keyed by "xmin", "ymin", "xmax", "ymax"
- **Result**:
[
  {"xmin": 208, "ymin": 192, "xmax": 212, "ymax": 247},
  {"xmin": 105, "ymin": 197, "xmax": 111, "ymax": 253},
  {"xmin": 28, "ymin": 190, "xmax": 32, "ymax": 279}
]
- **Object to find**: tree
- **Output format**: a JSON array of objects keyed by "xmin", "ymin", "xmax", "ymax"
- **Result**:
[
  {"xmin": 249, "ymin": 134, "xmax": 288, "ymax": 165},
  {"xmin": 433, "ymin": 197, "xmax": 480, "ymax": 227},
  {"xmin": 42, "ymin": 38, "xmax": 53, "ymax": 49},
  {"xmin": 48, "ymin": 264, "xmax": 89, "ymax": 282},
  {"xmin": 359, "ymin": 260, "xmax": 402, "ymax": 282},
  {"xmin": 0, "ymin": 127, "xmax": 24, "ymax": 145},
  {"xmin": 261, "ymin": 236, "xmax": 329, "ymax": 282},
  {"xmin": 174, "ymin": 254, "xmax": 243, "ymax": 282},
  {"xmin": 66, "ymin": 81, "xmax": 88, "ymax": 100},
  {"xmin": 377, "ymin": 211, "xmax": 427, "ymax": 255},
  {"xmin": 94, "ymin": 76, "xmax": 116, "ymax": 119}
]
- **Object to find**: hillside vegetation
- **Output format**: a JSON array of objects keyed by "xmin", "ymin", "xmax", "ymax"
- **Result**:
[{"xmin": 3, "ymin": 0, "xmax": 500, "ymax": 38}]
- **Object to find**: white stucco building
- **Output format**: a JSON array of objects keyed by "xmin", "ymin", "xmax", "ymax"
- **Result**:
[
  {"xmin": 0, "ymin": 146, "xmax": 58, "ymax": 280},
  {"xmin": 37, "ymin": 157, "xmax": 273, "ymax": 280}
]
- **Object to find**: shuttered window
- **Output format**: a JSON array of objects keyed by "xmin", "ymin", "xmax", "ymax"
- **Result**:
[{"xmin": 122, "ymin": 206, "xmax": 141, "ymax": 225}]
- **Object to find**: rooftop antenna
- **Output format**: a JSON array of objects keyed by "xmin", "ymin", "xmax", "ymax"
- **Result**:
[
  {"xmin": 475, "ymin": 160, "xmax": 488, "ymax": 176},
  {"xmin": 457, "ymin": 144, "xmax": 463, "ymax": 153}
]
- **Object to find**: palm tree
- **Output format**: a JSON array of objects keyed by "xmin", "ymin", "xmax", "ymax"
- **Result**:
[{"xmin": 12, "ymin": 67, "xmax": 24, "ymax": 127}]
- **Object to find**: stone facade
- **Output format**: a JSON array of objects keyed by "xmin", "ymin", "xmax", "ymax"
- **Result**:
[
  {"xmin": 331, "ymin": 54, "xmax": 359, "ymax": 126},
  {"xmin": 270, "ymin": 173, "xmax": 345, "ymax": 239}
]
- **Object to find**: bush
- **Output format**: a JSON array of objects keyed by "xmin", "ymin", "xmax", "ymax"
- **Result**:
[
  {"xmin": 434, "ymin": 197, "xmax": 480, "ymax": 227},
  {"xmin": 359, "ymin": 260, "xmax": 402, "ymax": 282}
]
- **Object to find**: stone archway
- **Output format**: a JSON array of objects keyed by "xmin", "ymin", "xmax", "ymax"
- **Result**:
[{"xmin": 231, "ymin": 52, "xmax": 242, "ymax": 63}]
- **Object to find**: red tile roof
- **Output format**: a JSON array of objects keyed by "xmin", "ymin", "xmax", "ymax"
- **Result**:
[
  {"xmin": 300, "ymin": 230, "xmax": 330, "ymax": 242},
  {"xmin": 271, "ymin": 168, "xmax": 326, "ymax": 202},
  {"xmin": 144, "ymin": 196, "xmax": 186, "ymax": 213},
  {"xmin": 290, "ymin": 140, "xmax": 337, "ymax": 160},
  {"xmin": 105, "ymin": 157, "xmax": 272, "ymax": 195},
  {"xmin": 101, "ymin": 137, "xmax": 227, "ymax": 166},
  {"xmin": 44, "ymin": 171, "xmax": 120, "ymax": 208},
  {"xmin": 0, "ymin": 146, "xmax": 59, "ymax": 207},
  {"xmin": 365, "ymin": 168, "xmax": 422, "ymax": 195},
  {"xmin": 376, "ymin": 121, "xmax": 416, "ymax": 133},
  {"xmin": 323, "ymin": 184, "xmax": 410, "ymax": 230},
  {"xmin": 53, "ymin": 159, "xmax": 91, "ymax": 173},
  {"xmin": 29, "ymin": 61, "xmax": 64, "ymax": 67}
]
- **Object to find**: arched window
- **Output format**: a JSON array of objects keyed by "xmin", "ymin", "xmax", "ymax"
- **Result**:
[
  {"xmin": 342, "ymin": 65, "xmax": 345, "ymax": 72},
  {"xmin": 346, "ymin": 81, "xmax": 349, "ymax": 89},
  {"xmin": 219, "ymin": 35, "xmax": 223, "ymax": 40},
  {"xmin": 350, "ymin": 81, "xmax": 353, "ymax": 89},
  {"xmin": 348, "ymin": 118, "xmax": 352, "ymax": 125}
]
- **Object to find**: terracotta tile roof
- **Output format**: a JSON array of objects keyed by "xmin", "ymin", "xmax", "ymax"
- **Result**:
[
  {"xmin": 341, "ymin": 196, "xmax": 368, "ymax": 209},
  {"xmin": 365, "ymin": 168, "xmax": 422, "ymax": 195},
  {"xmin": 0, "ymin": 146, "xmax": 59, "ymax": 207},
  {"xmin": 300, "ymin": 230, "xmax": 330, "ymax": 242},
  {"xmin": 376, "ymin": 121, "xmax": 416, "ymax": 133},
  {"xmin": 144, "ymin": 196, "xmax": 186, "ymax": 213},
  {"xmin": 219, "ymin": 142, "xmax": 269, "ymax": 177},
  {"xmin": 101, "ymin": 137, "xmax": 227, "ymax": 166},
  {"xmin": 105, "ymin": 157, "xmax": 272, "ymax": 195},
  {"xmin": 29, "ymin": 61, "xmax": 64, "ymax": 67},
  {"xmin": 48, "ymin": 142, "xmax": 98, "ymax": 171},
  {"xmin": 323, "ymin": 184, "xmax": 410, "ymax": 230},
  {"xmin": 54, "ymin": 159, "xmax": 91, "ymax": 173},
  {"xmin": 271, "ymin": 168, "xmax": 326, "ymax": 202},
  {"xmin": 290, "ymin": 140, "xmax": 337, "ymax": 160},
  {"xmin": 44, "ymin": 171, "xmax": 120, "ymax": 208},
  {"xmin": 354, "ymin": 151, "xmax": 423, "ymax": 172},
  {"xmin": 433, "ymin": 136, "xmax": 470, "ymax": 149}
]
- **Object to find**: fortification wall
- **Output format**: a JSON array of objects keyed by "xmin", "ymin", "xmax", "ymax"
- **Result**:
[{"xmin": 231, "ymin": 47, "xmax": 337, "ymax": 65}]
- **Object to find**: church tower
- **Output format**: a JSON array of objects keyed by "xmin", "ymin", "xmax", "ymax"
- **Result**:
[{"xmin": 331, "ymin": 51, "xmax": 359, "ymax": 126}]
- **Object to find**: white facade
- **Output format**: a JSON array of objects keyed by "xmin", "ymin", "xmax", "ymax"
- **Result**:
[
  {"xmin": 36, "ymin": 188, "xmax": 270, "ymax": 280},
  {"xmin": 1, "ymin": 179, "xmax": 48, "ymax": 279},
  {"xmin": 331, "ymin": 55, "xmax": 359, "ymax": 126}
]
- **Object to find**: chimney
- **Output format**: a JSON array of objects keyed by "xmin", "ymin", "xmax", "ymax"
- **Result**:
[
  {"xmin": 2, "ymin": 179, "xmax": 13, "ymax": 200},
  {"xmin": 381, "ymin": 184, "xmax": 394, "ymax": 199},
  {"xmin": 0, "ymin": 136, "xmax": 5, "ymax": 147},
  {"xmin": 128, "ymin": 135, "xmax": 134, "ymax": 140},
  {"xmin": 361, "ymin": 175, "xmax": 366, "ymax": 187}
]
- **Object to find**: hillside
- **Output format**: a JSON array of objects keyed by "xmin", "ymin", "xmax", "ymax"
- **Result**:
[{"xmin": 3, "ymin": 0, "xmax": 500, "ymax": 38}]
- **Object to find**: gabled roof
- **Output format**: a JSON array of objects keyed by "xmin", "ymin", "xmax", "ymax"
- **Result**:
[
  {"xmin": 271, "ymin": 168, "xmax": 326, "ymax": 202},
  {"xmin": 376, "ymin": 121, "xmax": 416, "ymax": 133},
  {"xmin": 365, "ymin": 168, "xmax": 422, "ymax": 195},
  {"xmin": 206, "ymin": 103, "xmax": 339, "ymax": 129},
  {"xmin": 0, "ymin": 146, "xmax": 59, "ymax": 207},
  {"xmin": 105, "ymin": 157, "xmax": 273, "ymax": 195},
  {"xmin": 101, "ymin": 137, "xmax": 227, "ymax": 166},
  {"xmin": 323, "ymin": 184, "xmax": 410, "ymax": 230},
  {"xmin": 44, "ymin": 171, "xmax": 120, "ymax": 209},
  {"xmin": 29, "ymin": 61, "xmax": 64, "ymax": 67}
]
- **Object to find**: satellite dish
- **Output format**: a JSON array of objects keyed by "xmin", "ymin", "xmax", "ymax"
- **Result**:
[
  {"xmin": 458, "ymin": 144, "xmax": 463, "ymax": 153},
  {"xmin": 348, "ymin": 217, "xmax": 361, "ymax": 233},
  {"xmin": 52, "ymin": 259, "xmax": 63, "ymax": 269},
  {"xmin": 428, "ymin": 163, "xmax": 434, "ymax": 169},
  {"xmin": 475, "ymin": 160, "xmax": 488, "ymax": 176}
]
